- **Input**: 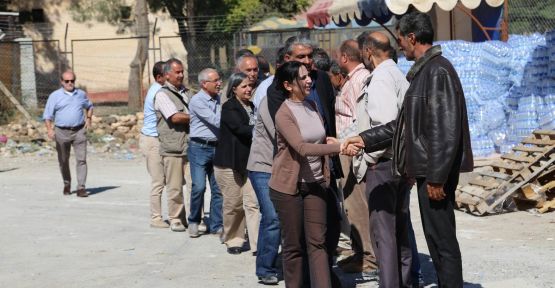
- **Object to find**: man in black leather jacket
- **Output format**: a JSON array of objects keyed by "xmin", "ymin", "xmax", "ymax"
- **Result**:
[{"xmin": 344, "ymin": 12, "xmax": 473, "ymax": 288}]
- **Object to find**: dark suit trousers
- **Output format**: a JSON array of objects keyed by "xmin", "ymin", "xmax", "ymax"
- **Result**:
[
  {"xmin": 416, "ymin": 167, "xmax": 463, "ymax": 288},
  {"xmin": 270, "ymin": 183, "xmax": 331, "ymax": 288},
  {"xmin": 367, "ymin": 160, "xmax": 412, "ymax": 288}
]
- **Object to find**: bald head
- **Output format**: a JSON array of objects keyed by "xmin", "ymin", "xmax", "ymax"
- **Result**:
[
  {"xmin": 364, "ymin": 31, "xmax": 396, "ymax": 60},
  {"xmin": 237, "ymin": 55, "xmax": 259, "ymax": 82},
  {"xmin": 369, "ymin": 32, "xmax": 390, "ymax": 47}
]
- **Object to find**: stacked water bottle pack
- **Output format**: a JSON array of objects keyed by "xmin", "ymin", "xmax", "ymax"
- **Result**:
[{"xmin": 395, "ymin": 31, "xmax": 554, "ymax": 158}]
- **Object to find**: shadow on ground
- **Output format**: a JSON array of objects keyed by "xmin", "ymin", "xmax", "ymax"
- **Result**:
[
  {"xmin": 0, "ymin": 167, "xmax": 19, "ymax": 173},
  {"xmin": 86, "ymin": 186, "xmax": 120, "ymax": 195}
]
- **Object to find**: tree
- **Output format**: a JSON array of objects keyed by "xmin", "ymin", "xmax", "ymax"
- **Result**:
[{"xmin": 70, "ymin": 0, "xmax": 148, "ymax": 111}]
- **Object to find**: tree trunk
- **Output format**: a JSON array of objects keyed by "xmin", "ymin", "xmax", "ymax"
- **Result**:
[{"xmin": 128, "ymin": 0, "xmax": 149, "ymax": 111}]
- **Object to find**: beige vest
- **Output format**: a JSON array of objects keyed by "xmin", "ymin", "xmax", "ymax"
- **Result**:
[{"xmin": 155, "ymin": 85, "xmax": 189, "ymax": 156}]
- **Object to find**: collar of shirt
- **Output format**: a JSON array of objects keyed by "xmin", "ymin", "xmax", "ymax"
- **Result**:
[
  {"xmin": 199, "ymin": 89, "xmax": 220, "ymax": 103},
  {"xmin": 347, "ymin": 63, "xmax": 367, "ymax": 80},
  {"xmin": 63, "ymin": 89, "xmax": 77, "ymax": 96},
  {"xmin": 370, "ymin": 59, "xmax": 396, "ymax": 77}
]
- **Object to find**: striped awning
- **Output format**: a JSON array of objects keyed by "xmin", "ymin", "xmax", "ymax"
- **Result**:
[
  {"xmin": 305, "ymin": 0, "xmax": 505, "ymax": 28},
  {"xmin": 306, "ymin": 0, "xmax": 394, "ymax": 28},
  {"xmin": 386, "ymin": 0, "xmax": 504, "ymax": 14}
]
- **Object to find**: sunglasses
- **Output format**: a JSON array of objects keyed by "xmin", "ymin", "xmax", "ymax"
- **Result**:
[{"xmin": 63, "ymin": 79, "xmax": 75, "ymax": 83}]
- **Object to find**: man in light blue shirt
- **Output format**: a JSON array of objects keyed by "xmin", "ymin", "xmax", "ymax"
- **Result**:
[
  {"xmin": 43, "ymin": 70, "xmax": 93, "ymax": 198},
  {"xmin": 187, "ymin": 68, "xmax": 223, "ymax": 238},
  {"xmin": 139, "ymin": 61, "xmax": 171, "ymax": 229}
]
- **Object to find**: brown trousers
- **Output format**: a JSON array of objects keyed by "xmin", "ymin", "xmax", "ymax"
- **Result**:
[
  {"xmin": 54, "ymin": 126, "xmax": 87, "ymax": 189},
  {"xmin": 339, "ymin": 155, "xmax": 378, "ymax": 268},
  {"xmin": 270, "ymin": 183, "xmax": 331, "ymax": 288}
]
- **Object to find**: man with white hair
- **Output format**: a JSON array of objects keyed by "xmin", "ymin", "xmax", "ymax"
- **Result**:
[{"xmin": 187, "ymin": 68, "xmax": 224, "ymax": 238}]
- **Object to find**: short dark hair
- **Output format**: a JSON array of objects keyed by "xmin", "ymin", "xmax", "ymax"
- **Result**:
[
  {"xmin": 340, "ymin": 40, "xmax": 362, "ymax": 63},
  {"xmin": 152, "ymin": 61, "xmax": 165, "ymax": 78},
  {"xmin": 163, "ymin": 58, "xmax": 183, "ymax": 74},
  {"xmin": 396, "ymin": 12, "xmax": 434, "ymax": 45},
  {"xmin": 276, "ymin": 47, "xmax": 286, "ymax": 67},
  {"xmin": 356, "ymin": 31, "xmax": 370, "ymax": 50},
  {"xmin": 275, "ymin": 61, "xmax": 303, "ymax": 95},
  {"xmin": 312, "ymin": 48, "xmax": 331, "ymax": 71},
  {"xmin": 256, "ymin": 55, "xmax": 270, "ymax": 75},
  {"xmin": 329, "ymin": 60, "xmax": 344, "ymax": 76}
]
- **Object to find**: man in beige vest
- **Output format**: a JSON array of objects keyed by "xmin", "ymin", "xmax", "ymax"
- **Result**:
[{"xmin": 154, "ymin": 58, "xmax": 190, "ymax": 232}]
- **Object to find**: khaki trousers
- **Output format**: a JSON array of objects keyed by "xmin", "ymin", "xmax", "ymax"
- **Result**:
[
  {"xmin": 140, "ymin": 134, "xmax": 166, "ymax": 221},
  {"xmin": 161, "ymin": 155, "xmax": 186, "ymax": 225},
  {"xmin": 54, "ymin": 126, "xmax": 87, "ymax": 189},
  {"xmin": 214, "ymin": 166, "xmax": 260, "ymax": 251},
  {"xmin": 339, "ymin": 154, "xmax": 378, "ymax": 269}
]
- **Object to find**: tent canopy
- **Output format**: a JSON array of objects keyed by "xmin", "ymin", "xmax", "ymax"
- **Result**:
[
  {"xmin": 306, "ymin": 0, "xmax": 393, "ymax": 28},
  {"xmin": 305, "ymin": 0, "xmax": 505, "ymax": 28},
  {"xmin": 386, "ymin": 0, "xmax": 504, "ymax": 14}
]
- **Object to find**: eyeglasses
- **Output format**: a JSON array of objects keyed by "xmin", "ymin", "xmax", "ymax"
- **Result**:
[
  {"xmin": 63, "ymin": 79, "xmax": 75, "ymax": 83},
  {"xmin": 205, "ymin": 79, "xmax": 222, "ymax": 83}
]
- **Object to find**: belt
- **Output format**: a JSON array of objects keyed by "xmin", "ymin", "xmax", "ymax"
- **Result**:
[
  {"xmin": 190, "ymin": 137, "xmax": 218, "ymax": 146},
  {"xmin": 56, "ymin": 124, "xmax": 84, "ymax": 131}
]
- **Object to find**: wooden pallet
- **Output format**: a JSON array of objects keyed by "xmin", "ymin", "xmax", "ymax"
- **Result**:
[{"xmin": 456, "ymin": 129, "xmax": 555, "ymax": 215}]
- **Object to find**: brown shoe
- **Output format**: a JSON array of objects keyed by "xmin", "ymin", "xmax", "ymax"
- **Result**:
[
  {"xmin": 63, "ymin": 185, "xmax": 71, "ymax": 195},
  {"xmin": 76, "ymin": 188, "xmax": 88, "ymax": 197}
]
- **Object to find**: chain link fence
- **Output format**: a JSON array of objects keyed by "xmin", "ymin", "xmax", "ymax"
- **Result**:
[{"xmin": 508, "ymin": 0, "xmax": 555, "ymax": 34}]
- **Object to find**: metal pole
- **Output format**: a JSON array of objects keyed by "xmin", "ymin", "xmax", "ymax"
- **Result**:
[
  {"xmin": 501, "ymin": 0, "xmax": 509, "ymax": 42},
  {"xmin": 64, "ymin": 22, "xmax": 68, "ymax": 55}
]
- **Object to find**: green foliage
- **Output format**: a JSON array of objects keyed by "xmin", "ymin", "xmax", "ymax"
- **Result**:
[
  {"xmin": 216, "ymin": 0, "xmax": 311, "ymax": 34},
  {"xmin": 70, "ymin": 0, "xmax": 127, "ymax": 24}
]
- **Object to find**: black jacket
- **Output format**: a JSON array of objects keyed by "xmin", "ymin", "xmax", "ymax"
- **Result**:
[
  {"xmin": 213, "ymin": 96, "xmax": 254, "ymax": 172},
  {"xmin": 267, "ymin": 69, "xmax": 343, "ymax": 178},
  {"xmin": 359, "ymin": 46, "xmax": 473, "ymax": 184}
]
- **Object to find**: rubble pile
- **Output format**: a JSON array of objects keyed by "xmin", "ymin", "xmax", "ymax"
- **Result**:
[{"xmin": 0, "ymin": 112, "xmax": 145, "ymax": 158}]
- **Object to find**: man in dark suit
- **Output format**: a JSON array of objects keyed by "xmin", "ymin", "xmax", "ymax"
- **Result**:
[{"xmin": 267, "ymin": 37, "xmax": 343, "ymax": 287}]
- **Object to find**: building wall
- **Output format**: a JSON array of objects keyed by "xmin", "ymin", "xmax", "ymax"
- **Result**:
[{"xmin": 9, "ymin": 0, "xmax": 188, "ymax": 102}]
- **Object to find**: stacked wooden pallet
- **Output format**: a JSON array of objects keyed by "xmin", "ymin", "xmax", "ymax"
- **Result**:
[{"xmin": 455, "ymin": 130, "xmax": 555, "ymax": 216}]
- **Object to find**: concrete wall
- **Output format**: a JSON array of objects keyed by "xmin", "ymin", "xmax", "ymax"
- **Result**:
[{"xmin": 10, "ymin": 0, "xmax": 187, "ymax": 102}]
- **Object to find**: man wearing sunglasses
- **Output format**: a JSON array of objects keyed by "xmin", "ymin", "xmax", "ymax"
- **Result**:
[{"xmin": 43, "ymin": 70, "xmax": 93, "ymax": 198}]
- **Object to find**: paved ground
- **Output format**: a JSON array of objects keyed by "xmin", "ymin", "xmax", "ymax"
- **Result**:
[{"xmin": 1, "ymin": 154, "xmax": 554, "ymax": 288}]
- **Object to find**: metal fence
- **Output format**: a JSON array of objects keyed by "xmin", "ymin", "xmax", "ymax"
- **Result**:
[{"xmin": 509, "ymin": 0, "xmax": 555, "ymax": 34}]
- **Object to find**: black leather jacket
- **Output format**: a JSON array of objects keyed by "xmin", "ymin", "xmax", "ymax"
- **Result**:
[{"xmin": 359, "ymin": 45, "xmax": 473, "ymax": 184}]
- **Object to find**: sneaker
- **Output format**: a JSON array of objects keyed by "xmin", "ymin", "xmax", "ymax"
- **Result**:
[
  {"xmin": 188, "ymin": 223, "xmax": 200, "ymax": 238},
  {"xmin": 258, "ymin": 275, "xmax": 279, "ymax": 285},
  {"xmin": 150, "ymin": 219, "xmax": 170, "ymax": 229},
  {"xmin": 170, "ymin": 222, "xmax": 186, "ymax": 232}
]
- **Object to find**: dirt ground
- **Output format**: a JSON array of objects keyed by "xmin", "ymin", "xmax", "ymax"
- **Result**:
[{"xmin": 0, "ymin": 153, "xmax": 554, "ymax": 288}]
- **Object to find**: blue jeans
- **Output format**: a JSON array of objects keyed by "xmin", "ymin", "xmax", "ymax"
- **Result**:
[
  {"xmin": 249, "ymin": 171, "xmax": 280, "ymax": 277},
  {"xmin": 187, "ymin": 142, "xmax": 222, "ymax": 232}
]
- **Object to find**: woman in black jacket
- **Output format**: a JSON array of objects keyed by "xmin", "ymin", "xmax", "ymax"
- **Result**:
[{"xmin": 214, "ymin": 72, "xmax": 260, "ymax": 255}]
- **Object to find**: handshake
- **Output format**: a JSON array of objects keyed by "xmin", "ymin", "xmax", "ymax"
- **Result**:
[{"xmin": 326, "ymin": 135, "xmax": 366, "ymax": 156}]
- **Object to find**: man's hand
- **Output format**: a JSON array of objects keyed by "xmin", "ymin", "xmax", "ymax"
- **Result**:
[
  {"xmin": 427, "ymin": 183, "xmax": 446, "ymax": 201},
  {"xmin": 47, "ymin": 129, "xmax": 55, "ymax": 140},
  {"xmin": 341, "ymin": 136, "xmax": 365, "ymax": 155},
  {"xmin": 85, "ymin": 118, "xmax": 92, "ymax": 129}
]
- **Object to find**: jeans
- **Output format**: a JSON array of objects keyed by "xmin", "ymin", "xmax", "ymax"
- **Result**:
[
  {"xmin": 187, "ymin": 141, "xmax": 223, "ymax": 232},
  {"xmin": 249, "ymin": 171, "xmax": 280, "ymax": 277}
]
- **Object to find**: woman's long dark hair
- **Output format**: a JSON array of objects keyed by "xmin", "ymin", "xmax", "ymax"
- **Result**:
[
  {"xmin": 225, "ymin": 72, "xmax": 249, "ymax": 100},
  {"xmin": 275, "ymin": 61, "xmax": 303, "ymax": 96}
]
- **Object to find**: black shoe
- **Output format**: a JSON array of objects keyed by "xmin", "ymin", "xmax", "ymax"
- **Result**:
[
  {"xmin": 258, "ymin": 275, "xmax": 279, "ymax": 285},
  {"xmin": 227, "ymin": 247, "xmax": 242, "ymax": 255}
]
